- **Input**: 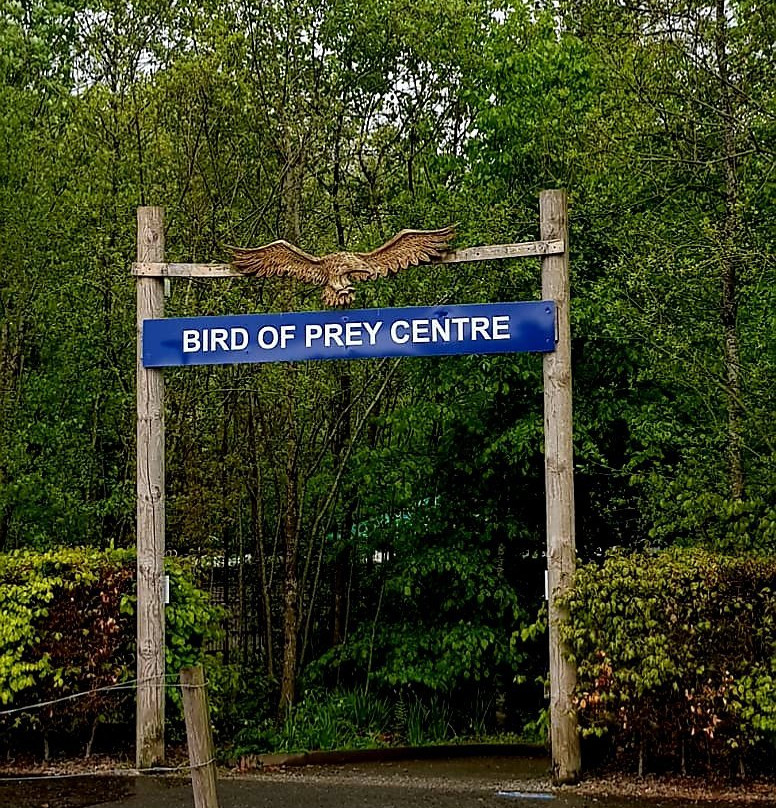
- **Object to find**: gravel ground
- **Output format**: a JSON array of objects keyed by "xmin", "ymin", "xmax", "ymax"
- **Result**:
[{"xmin": 1, "ymin": 755, "xmax": 775, "ymax": 808}]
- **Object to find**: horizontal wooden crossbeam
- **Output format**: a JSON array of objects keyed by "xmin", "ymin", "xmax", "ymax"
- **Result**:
[{"xmin": 131, "ymin": 239, "xmax": 565, "ymax": 277}]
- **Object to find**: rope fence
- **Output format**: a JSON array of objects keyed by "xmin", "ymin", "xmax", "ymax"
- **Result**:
[
  {"xmin": 0, "ymin": 757, "xmax": 218, "ymax": 782},
  {"xmin": 0, "ymin": 674, "xmax": 209, "ymax": 717},
  {"xmin": 0, "ymin": 672, "xmax": 217, "ymax": 789}
]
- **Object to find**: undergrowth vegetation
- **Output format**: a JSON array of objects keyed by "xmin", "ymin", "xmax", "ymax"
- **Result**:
[
  {"xmin": 0, "ymin": 0, "xmax": 773, "ymax": 775},
  {"xmin": 564, "ymin": 549, "xmax": 776, "ymax": 775},
  {"xmin": 2, "ymin": 545, "xmax": 775, "ymax": 772},
  {"xmin": 232, "ymin": 689, "xmax": 488, "ymax": 755},
  {"xmin": 0, "ymin": 548, "xmax": 226, "ymax": 759}
]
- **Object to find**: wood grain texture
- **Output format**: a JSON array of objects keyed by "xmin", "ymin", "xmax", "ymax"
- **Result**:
[
  {"xmin": 136, "ymin": 207, "xmax": 166, "ymax": 769},
  {"xmin": 540, "ymin": 190, "xmax": 581, "ymax": 785},
  {"xmin": 434, "ymin": 239, "xmax": 565, "ymax": 264},
  {"xmin": 181, "ymin": 666, "xmax": 221, "ymax": 808},
  {"xmin": 130, "ymin": 240, "xmax": 565, "ymax": 277}
]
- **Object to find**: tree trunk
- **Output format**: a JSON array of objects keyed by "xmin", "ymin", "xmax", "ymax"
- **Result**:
[
  {"xmin": 278, "ymin": 420, "xmax": 300, "ymax": 717},
  {"xmin": 331, "ymin": 367, "xmax": 354, "ymax": 645},
  {"xmin": 274, "ymin": 117, "xmax": 307, "ymax": 718},
  {"xmin": 715, "ymin": 0, "xmax": 745, "ymax": 500},
  {"xmin": 220, "ymin": 396, "xmax": 232, "ymax": 666},
  {"xmin": 248, "ymin": 395, "xmax": 275, "ymax": 680},
  {"xmin": 0, "ymin": 315, "xmax": 23, "ymax": 550},
  {"xmin": 332, "ymin": 537, "xmax": 350, "ymax": 646},
  {"xmin": 332, "ymin": 110, "xmax": 346, "ymax": 250},
  {"xmin": 281, "ymin": 130, "xmax": 304, "ymax": 244}
]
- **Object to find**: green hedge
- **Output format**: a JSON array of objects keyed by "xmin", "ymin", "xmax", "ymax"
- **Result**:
[
  {"xmin": 0, "ymin": 547, "xmax": 226, "ymax": 756},
  {"xmin": 563, "ymin": 548, "xmax": 776, "ymax": 774}
]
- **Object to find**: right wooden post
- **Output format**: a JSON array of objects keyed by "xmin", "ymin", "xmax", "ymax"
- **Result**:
[{"xmin": 540, "ymin": 189, "xmax": 581, "ymax": 784}]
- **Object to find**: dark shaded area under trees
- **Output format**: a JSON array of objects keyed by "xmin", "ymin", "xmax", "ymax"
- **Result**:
[{"xmin": 0, "ymin": 0, "xmax": 773, "ymax": 774}]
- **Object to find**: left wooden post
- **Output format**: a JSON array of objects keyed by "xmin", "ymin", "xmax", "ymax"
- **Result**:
[{"xmin": 136, "ymin": 206, "xmax": 166, "ymax": 768}]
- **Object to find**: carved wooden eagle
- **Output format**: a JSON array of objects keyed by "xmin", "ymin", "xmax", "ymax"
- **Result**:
[{"xmin": 230, "ymin": 226, "xmax": 455, "ymax": 306}]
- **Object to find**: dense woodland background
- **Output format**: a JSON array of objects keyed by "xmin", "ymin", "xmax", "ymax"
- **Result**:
[{"xmin": 0, "ymin": 0, "xmax": 774, "ymax": 769}]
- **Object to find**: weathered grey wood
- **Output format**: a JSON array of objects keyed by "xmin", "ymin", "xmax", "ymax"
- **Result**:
[
  {"xmin": 136, "ymin": 206, "xmax": 166, "ymax": 769},
  {"xmin": 436, "ymin": 239, "xmax": 565, "ymax": 264},
  {"xmin": 130, "ymin": 240, "xmax": 565, "ymax": 277},
  {"xmin": 133, "ymin": 262, "xmax": 235, "ymax": 277},
  {"xmin": 181, "ymin": 666, "xmax": 221, "ymax": 808},
  {"xmin": 540, "ymin": 190, "xmax": 581, "ymax": 785}
]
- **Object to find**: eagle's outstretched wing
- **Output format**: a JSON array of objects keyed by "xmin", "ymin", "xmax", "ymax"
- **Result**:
[
  {"xmin": 357, "ymin": 226, "xmax": 456, "ymax": 278},
  {"xmin": 230, "ymin": 241, "xmax": 327, "ymax": 285}
]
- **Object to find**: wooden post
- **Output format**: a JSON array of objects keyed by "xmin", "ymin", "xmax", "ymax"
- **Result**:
[
  {"xmin": 181, "ymin": 666, "xmax": 221, "ymax": 808},
  {"xmin": 540, "ymin": 189, "xmax": 581, "ymax": 784},
  {"xmin": 136, "ymin": 206, "xmax": 166, "ymax": 768}
]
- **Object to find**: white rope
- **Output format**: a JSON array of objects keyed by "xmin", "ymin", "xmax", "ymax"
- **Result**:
[
  {"xmin": 0, "ymin": 673, "xmax": 216, "ymax": 783},
  {"xmin": 0, "ymin": 674, "xmax": 190, "ymax": 716},
  {"xmin": 0, "ymin": 770, "xmax": 128, "ymax": 782},
  {"xmin": 0, "ymin": 758, "xmax": 217, "ymax": 782}
]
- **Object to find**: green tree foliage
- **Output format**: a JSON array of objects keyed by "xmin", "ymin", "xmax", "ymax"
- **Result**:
[
  {"xmin": 552, "ymin": 0, "xmax": 776, "ymax": 542},
  {"xmin": 564, "ymin": 549, "xmax": 776, "ymax": 774},
  {"xmin": 0, "ymin": 0, "xmax": 773, "ymax": 757},
  {"xmin": 0, "ymin": 547, "xmax": 225, "ymax": 756}
]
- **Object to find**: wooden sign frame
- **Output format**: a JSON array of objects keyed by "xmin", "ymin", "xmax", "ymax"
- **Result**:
[{"xmin": 133, "ymin": 189, "xmax": 580, "ymax": 783}]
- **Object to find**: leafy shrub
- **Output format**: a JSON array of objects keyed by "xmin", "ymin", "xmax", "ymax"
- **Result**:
[
  {"xmin": 0, "ymin": 547, "xmax": 135, "ymax": 755},
  {"xmin": 232, "ymin": 687, "xmax": 465, "ymax": 756},
  {"xmin": 307, "ymin": 523, "xmax": 531, "ymax": 735},
  {"xmin": 234, "ymin": 689, "xmax": 394, "ymax": 754},
  {"xmin": 563, "ymin": 548, "xmax": 776, "ymax": 774},
  {"xmin": 0, "ymin": 547, "xmax": 227, "ymax": 757}
]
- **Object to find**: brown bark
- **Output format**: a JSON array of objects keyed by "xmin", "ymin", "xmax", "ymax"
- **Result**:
[
  {"xmin": 0, "ymin": 316, "xmax": 23, "ymax": 550},
  {"xmin": 541, "ymin": 190, "xmax": 581, "ymax": 784},
  {"xmin": 715, "ymin": 0, "xmax": 745, "ymax": 500},
  {"xmin": 281, "ymin": 129, "xmax": 304, "ymax": 244},
  {"xmin": 247, "ymin": 395, "xmax": 275, "ymax": 680},
  {"xmin": 332, "ymin": 110, "xmax": 346, "ymax": 250},
  {"xmin": 278, "ymin": 418, "xmax": 300, "ymax": 718},
  {"xmin": 332, "ymin": 541, "xmax": 349, "ymax": 646},
  {"xmin": 331, "ymin": 367, "xmax": 353, "ymax": 646},
  {"xmin": 220, "ymin": 396, "xmax": 232, "ymax": 666}
]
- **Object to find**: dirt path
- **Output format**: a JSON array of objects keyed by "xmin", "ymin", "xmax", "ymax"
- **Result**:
[{"xmin": 0, "ymin": 756, "xmax": 773, "ymax": 808}]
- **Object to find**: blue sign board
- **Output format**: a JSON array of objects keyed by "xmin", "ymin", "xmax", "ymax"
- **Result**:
[{"xmin": 142, "ymin": 301, "xmax": 555, "ymax": 367}]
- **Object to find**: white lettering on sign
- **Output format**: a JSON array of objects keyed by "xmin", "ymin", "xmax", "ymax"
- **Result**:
[
  {"xmin": 183, "ymin": 330, "xmax": 200, "ymax": 353},
  {"xmin": 179, "ymin": 314, "xmax": 513, "ymax": 357},
  {"xmin": 324, "ymin": 323, "xmax": 345, "ymax": 347},
  {"xmin": 449, "ymin": 317, "xmax": 468, "ymax": 340},
  {"xmin": 363, "ymin": 321, "xmax": 382, "ymax": 344},
  {"xmin": 390, "ymin": 320, "xmax": 410, "ymax": 344},
  {"xmin": 492, "ymin": 316, "xmax": 510, "ymax": 339},
  {"xmin": 389, "ymin": 315, "xmax": 512, "ymax": 346},
  {"xmin": 412, "ymin": 319, "xmax": 430, "ymax": 343},
  {"xmin": 144, "ymin": 303, "xmax": 548, "ymax": 367},
  {"xmin": 257, "ymin": 324, "xmax": 296, "ymax": 350},
  {"xmin": 231, "ymin": 328, "xmax": 249, "ymax": 349},
  {"xmin": 182, "ymin": 327, "xmax": 250, "ymax": 353},
  {"xmin": 280, "ymin": 324, "xmax": 295, "ymax": 348},
  {"xmin": 210, "ymin": 328, "xmax": 229, "ymax": 350},
  {"xmin": 257, "ymin": 326, "xmax": 279, "ymax": 349},
  {"xmin": 305, "ymin": 321, "xmax": 384, "ymax": 348},
  {"xmin": 305, "ymin": 324, "xmax": 323, "ymax": 347}
]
